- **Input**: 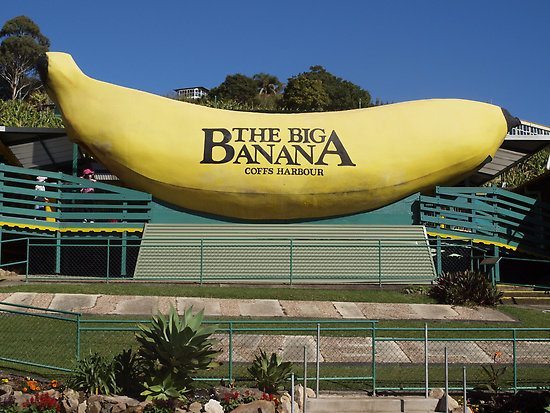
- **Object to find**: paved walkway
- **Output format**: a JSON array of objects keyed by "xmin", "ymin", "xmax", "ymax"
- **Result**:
[
  {"xmin": 0, "ymin": 291, "xmax": 514, "ymax": 321},
  {"xmin": 0, "ymin": 291, "xmax": 548, "ymax": 366}
]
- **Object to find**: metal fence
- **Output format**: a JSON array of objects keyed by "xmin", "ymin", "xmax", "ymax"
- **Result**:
[
  {"xmin": 3, "ymin": 236, "xmax": 497, "ymax": 284},
  {"xmin": 0, "ymin": 303, "xmax": 548, "ymax": 392}
]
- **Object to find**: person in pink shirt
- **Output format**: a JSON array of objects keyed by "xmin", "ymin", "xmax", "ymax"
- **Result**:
[{"xmin": 80, "ymin": 168, "xmax": 96, "ymax": 222}]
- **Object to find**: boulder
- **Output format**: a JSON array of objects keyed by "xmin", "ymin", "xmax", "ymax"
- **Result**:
[
  {"xmin": 430, "ymin": 388, "xmax": 445, "ymax": 399},
  {"xmin": 62, "ymin": 388, "xmax": 80, "ymax": 413},
  {"xmin": 0, "ymin": 384, "xmax": 13, "ymax": 404},
  {"xmin": 294, "ymin": 385, "xmax": 314, "ymax": 410},
  {"xmin": 77, "ymin": 400, "xmax": 87, "ymax": 413},
  {"xmin": 435, "ymin": 394, "xmax": 460, "ymax": 412},
  {"xmin": 278, "ymin": 396, "xmax": 299, "ymax": 413},
  {"xmin": 86, "ymin": 394, "xmax": 102, "ymax": 413},
  {"xmin": 103, "ymin": 395, "xmax": 141, "ymax": 407},
  {"xmin": 231, "ymin": 400, "xmax": 275, "ymax": 413},
  {"xmin": 188, "ymin": 401, "xmax": 203, "ymax": 413},
  {"xmin": 204, "ymin": 398, "xmax": 224, "ymax": 413},
  {"xmin": 13, "ymin": 391, "xmax": 32, "ymax": 408}
]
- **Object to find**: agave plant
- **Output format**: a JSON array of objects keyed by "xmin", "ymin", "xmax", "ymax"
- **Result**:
[
  {"xmin": 135, "ymin": 306, "xmax": 220, "ymax": 399},
  {"xmin": 248, "ymin": 350, "xmax": 293, "ymax": 393},
  {"xmin": 67, "ymin": 352, "xmax": 119, "ymax": 395},
  {"xmin": 141, "ymin": 375, "xmax": 187, "ymax": 402}
]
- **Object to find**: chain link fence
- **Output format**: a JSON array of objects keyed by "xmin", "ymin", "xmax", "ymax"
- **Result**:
[
  {"xmin": 26, "ymin": 238, "xmax": 141, "ymax": 279},
  {"xmin": 1, "ymin": 234, "xmax": 516, "ymax": 284},
  {"xmin": 0, "ymin": 302, "xmax": 79, "ymax": 372},
  {"xmin": 1, "ymin": 309, "xmax": 548, "ymax": 392}
]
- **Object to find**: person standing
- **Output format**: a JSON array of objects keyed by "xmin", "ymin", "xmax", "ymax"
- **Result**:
[
  {"xmin": 34, "ymin": 176, "xmax": 48, "ymax": 218},
  {"xmin": 80, "ymin": 168, "xmax": 97, "ymax": 222}
]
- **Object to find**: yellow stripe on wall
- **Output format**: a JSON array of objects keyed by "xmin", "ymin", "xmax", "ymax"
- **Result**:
[{"xmin": 0, "ymin": 221, "xmax": 143, "ymax": 233}]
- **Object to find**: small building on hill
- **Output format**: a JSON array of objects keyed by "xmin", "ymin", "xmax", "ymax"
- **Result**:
[{"xmin": 174, "ymin": 86, "xmax": 209, "ymax": 100}]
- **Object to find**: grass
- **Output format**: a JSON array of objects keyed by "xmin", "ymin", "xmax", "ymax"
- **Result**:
[
  {"xmin": 0, "ymin": 281, "xmax": 436, "ymax": 303},
  {"xmin": 1, "ymin": 281, "xmax": 548, "ymax": 389}
]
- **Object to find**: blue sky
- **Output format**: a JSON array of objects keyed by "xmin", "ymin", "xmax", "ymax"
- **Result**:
[{"xmin": 2, "ymin": 1, "xmax": 549, "ymax": 124}]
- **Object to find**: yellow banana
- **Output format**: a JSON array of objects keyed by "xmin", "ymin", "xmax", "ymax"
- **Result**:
[{"xmin": 38, "ymin": 52, "xmax": 518, "ymax": 220}]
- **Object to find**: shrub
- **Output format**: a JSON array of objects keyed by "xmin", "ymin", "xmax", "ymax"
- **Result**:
[
  {"xmin": 429, "ymin": 270, "xmax": 503, "ymax": 306},
  {"xmin": 66, "ymin": 352, "xmax": 118, "ymax": 395},
  {"xmin": 135, "ymin": 306, "xmax": 220, "ymax": 401},
  {"xmin": 113, "ymin": 349, "xmax": 144, "ymax": 398},
  {"xmin": 247, "ymin": 350, "xmax": 293, "ymax": 393}
]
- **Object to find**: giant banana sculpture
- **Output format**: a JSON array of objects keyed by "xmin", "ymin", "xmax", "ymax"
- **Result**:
[{"xmin": 38, "ymin": 52, "xmax": 519, "ymax": 220}]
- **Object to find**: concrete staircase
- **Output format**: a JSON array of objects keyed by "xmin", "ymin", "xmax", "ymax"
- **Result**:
[
  {"xmin": 499, "ymin": 285, "xmax": 550, "ymax": 306},
  {"xmin": 306, "ymin": 396, "xmax": 441, "ymax": 413}
]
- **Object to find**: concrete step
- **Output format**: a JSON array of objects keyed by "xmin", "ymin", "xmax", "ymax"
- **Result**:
[
  {"xmin": 306, "ymin": 396, "xmax": 439, "ymax": 413},
  {"xmin": 500, "ymin": 296, "xmax": 550, "ymax": 305},
  {"xmin": 501, "ymin": 290, "xmax": 550, "ymax": 296}
]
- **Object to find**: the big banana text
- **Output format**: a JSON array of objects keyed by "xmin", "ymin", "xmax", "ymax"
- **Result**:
[{"xmin": 38, "ymin": 52, "xmax": 519, "ymax": 220}]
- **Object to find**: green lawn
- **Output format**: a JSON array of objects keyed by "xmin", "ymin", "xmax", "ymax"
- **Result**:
[{"xmin": 0, "ymin": 282, "xmax": 435, "ymax": 303}]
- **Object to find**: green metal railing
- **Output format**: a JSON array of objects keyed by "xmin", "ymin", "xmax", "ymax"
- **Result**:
[
  {"xmin": 1, "ymin": 304, "xmax": 548, "ymax": 392},
  {"xmin": 419, "ymin": 186, "xmax": 550, "ymax": 257},
  {"xmin": 1, "ymin": 235, "xmax": 495, "ymax": 283},
  {"xmin": 0, "ymin": 163, "xmax": 151, "ymax": 229}
]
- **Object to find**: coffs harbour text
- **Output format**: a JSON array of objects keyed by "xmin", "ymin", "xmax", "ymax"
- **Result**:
[{"xmin": 200, "ymin": 127, "xmax": 355, "ymax": 176}]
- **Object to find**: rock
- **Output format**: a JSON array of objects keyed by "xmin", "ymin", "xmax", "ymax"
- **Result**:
[
  {"xmin": 43, "ymin": 389, "xmax": 61, "ymax": 399},
  {"xmin": 136, "ymin": 401, "xmax": 152, "ymax": 413},
  {"xmin": 429, "ymin": 388, "xmax": 445, "ymax": 399},
  {"xmin": 62, "ymin": 388, "xmax": 80, "ymax": 413},
  {"xmin": 452, "ymin": 407, "xmax": 472, "ymax": 413},
  {"xmin": 278, "ymin": 397, "xmax": 299, "ymax": 413},
  {"xmin": 294, "ymin": 384, "xmax": 304, "ymax": 408},
  {"xmin": 0, "ymin": 384, "xmax": 13, "ymax": 403},
  {"xmin": 188, "ymin": 401, "xmax": 203, "ymax": 413},
  {"xmin": 13, "ymin": 391, "xmax": 32, "ymax": 408},
  {"xmin": 86, "ymin": 395, "xmax": 102, "ymax": 413},
  {"xmin": 305, "ymin": 387, "xmax": 315, "ymax": 399},
  {"xmin": 294, "ymin": 385, "xmax": 314, "ymax": 409},
  {"xmin": 78, "ymin": 400, "xmax": 87, "ymax": 413},
  {"xmin": 231, "ymin": 400, "xmax": 275, "ymax": 413},
  {"xmin": 204, "ymin": 398, "xmax": 224, "ymax": 413},
  {"xmin": 175, "ymin": 408, "xmax": 188, "ymax": 413},
  {"xmin": 103, "ymin": 395, "xmax": 140, "ymax": 407},
  {"xmin": 435, "ymin": 394, "xmax": 460, "ymax": 412}
]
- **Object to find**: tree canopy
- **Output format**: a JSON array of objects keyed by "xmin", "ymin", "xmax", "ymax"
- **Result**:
[
  {"xmin": 281, "ymin": 66, "xmax": 371, "ymax": 112},
  {"xmin": 204, "ymin": 65, "xmax": 373, "ymax": 113},
  {"xmin": 208, "ymin": 73, "xmax": 258, "ymax": 104},
  {"xmin": 0, "ymin": 15, "xmax": 50, "ymax": 100},
  {"xmin": 280, "ymin": 76, "xmax": 329, "ymax": 112}
]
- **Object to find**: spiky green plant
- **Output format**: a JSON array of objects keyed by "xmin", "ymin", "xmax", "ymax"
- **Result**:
[
  {"xmin": 135, "ymin": 306, "xmax": 219, "ymax": 399},
  {"xmin": 141, "ymin": 375, "xmax": 187, "ymax": 402},
  {"xmin": 66, "ymin": 352, "xmax": 118, "ymax": 395},
  {"xmin": 247, "ymin": 350, "xmax": 293, "ymax": 393},
  {"xmin": 429, "ymin": 270, "xmax": 503, "ymax": 306},
  {"xmin": 113, "ymin": 348, "xmax": 144, "ymax": 398}
]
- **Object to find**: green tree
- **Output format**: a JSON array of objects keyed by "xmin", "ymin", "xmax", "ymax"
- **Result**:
[
  {"xmin": 0, "ymin": 15, "xmax": 50, "ymax": 100},
  {"xmin": 253, "ymin": 72, "xmax": 282, "ymax": 95},
  {"xmin": 208, "ymin": 73, "xmax": 258, "ymax": 104},
  {"xmin": 280, "ymin": 75, "xmax": 330, "ymax": 112},
  {"xmin": 281, "ymin": 65, "xmax": 371, "ymax": 112}
]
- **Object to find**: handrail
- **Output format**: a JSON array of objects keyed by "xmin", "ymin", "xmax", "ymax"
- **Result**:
[
  {"xmin": 0, "ymin": 163, "xmax": 152, "ymax": 227},
  {"xmin": 419, "ymin": 186, "xmax": 550, "ymax": 256}
]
